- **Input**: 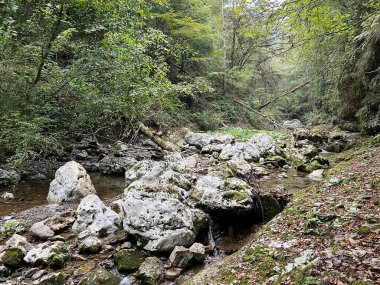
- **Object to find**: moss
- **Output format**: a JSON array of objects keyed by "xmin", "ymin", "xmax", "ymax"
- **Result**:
[
  {"xmin": 0, "ymin": 265, "xmax": 12, "ymax": 277},
  {"xmin": 289, "ymin": 265, "xmax": 319, "ymax": 285},
  {"xmin": 48, "ymin": 253, "xmax": 68, "ymax": 269},
  {"xmin": 261, "ymin": 194, "xmax": 282, "ymax": 218},
  {"xmin": 2, "ymin": 248, "xmax": 24, "ymax": 269},
  {"xmin": 357, "ymin": 224, "xmax": 380, "ymax": 235},
  {"xmin": 243, "ymin": 245, "xmax": 281, "ymax": 278},
  {"xmin": 114, "ymin": 249, "xmax": 144, "ymax": 273},
  {"xmin": 223, "ymin": 190, "xmax": 247, "ymax": 202},
  {"xmin": 208, "ymin": 128, "xmax": 288, "ymax": 140}
]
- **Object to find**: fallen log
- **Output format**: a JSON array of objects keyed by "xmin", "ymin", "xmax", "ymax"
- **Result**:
[
  {"xmin": 138, "ymin": 121, "xmax": 177, "ymax": 152},
  {"xmin": 259, "ymin": 80, "xmax": 310, "ymax": 110}
]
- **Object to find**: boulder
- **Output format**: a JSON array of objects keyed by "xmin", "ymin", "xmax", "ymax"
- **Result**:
[
  {"xmin": 184, "ymin": 132, "xmax": 234, "ymax": 148},
  {"xmin": 78, "ymin": 236, "xmax": 102, "ymax": 254},
  {"xmin": 24, "ymin": 241, "xmax": 68, "ymax": 269},
  {"xmin": 137, "ymin": 257, "xmax": 164, "ymax": 285},
  {"xmin": 227, "ymin": 158, "xmax": 252, "ymax": 176},
  {"xmin": 191, "ymin": 174, "xmax": 255, "ymax": 216},
  {"xmin": 114, "ymin": 249, "xmax": 144, "ymax": 273},
  {"xmin": 283, "ymin": 119, "xmax": 304, "ymax": 130},
  {"xmin": 308, "ymin": 169, "xmax": 324, "ymax": 181},
  {"xmin": 72, "ymin": 194, "xmax": 121, "ymax": 237},
  {"xmin": 47, "ymin": 161, "xmax": 96, "ymax": 204},
  {"xmin": 169, "ymin": 246, "xmax": 193, "ymax": 268},
  {"xmin": 121, "ymin": 190, "xmax": 207, "ymax": 252},
  {"xmin": 78, "ymin": 267, "xmax": 121, "ymax": 285},
  {"xmin": 219, "ymin": 133, "xmax": 277, "ymax": 162},
  {"xmin": 99, "ymin": 156, "xmax": 137, "ymax": 174},
  {"xmin": 1, "ymin": 234, "xmax": 33, "ymax": 255},
  {"xmin": 39, "ymin": 272, "xmax": 65, "ymax": 285},
  {"xmin": 125, "ymin": 160, "xmax": 192, "ymax": 200},
  {"xmin": 30, "ymin": 222, "xmax": 54, "ymax": 240},
  {"xmin": 0, "ymin": 168, "xmax": 20, "ymax": 186},
  {"xmin": 189, "ymin": 243, "xmax": 206, "ymax": 262}
]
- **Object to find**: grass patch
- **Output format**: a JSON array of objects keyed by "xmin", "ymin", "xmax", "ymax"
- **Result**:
[{"xmin": 208, "ymin": 128, "xmax": 288, "ymax": 140}]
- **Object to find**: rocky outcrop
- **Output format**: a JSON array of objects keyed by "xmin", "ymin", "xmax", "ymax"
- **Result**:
[
  {"xmin": 0, "ymin": 168, "xmax": 20, "ymax": 186},
  {"xmin": 191, "ymin": 174, "xmax": 255, "ymax": 216},
  {"xmin": 121, "ymin": 190, "xmax": 208, "ymax": 252},
  {"xmin": 47, "ymin": 161, "xmax": 96, "ymax": 204},
  {"xmin": 72, "ymin": 194, "xmax": 121, "ymax": 238}
]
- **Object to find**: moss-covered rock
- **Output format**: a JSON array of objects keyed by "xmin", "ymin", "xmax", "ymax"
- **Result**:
[
  {"xmin": 2, "ymin": 248, "xmax": 25, "ymax": 269},
  {"xmin": 261, "ymin": 194, "xmax": 282, "ymax": 218},
  {"xmin": 0, "ymin": 265, "xmax": 11, "ymax": 277},
  {"xmin": 114, "ymin": 249, "xmax": 144, "ymax": 273},
  {"xmin": 78, "ymin": 267, "xmax": 121, "ymax": 285},
  {"xmin": 78, "ymin": 236, "xmax": 102, "ymax": 254},
  {"xmin": 39, "ymin": 272, "xmax": 65, "ymax": 285}
]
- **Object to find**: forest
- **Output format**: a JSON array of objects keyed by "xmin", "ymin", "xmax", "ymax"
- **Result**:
[{"xmin": 0, "ymin": 0, "xmax": 379, "ymax": 285}]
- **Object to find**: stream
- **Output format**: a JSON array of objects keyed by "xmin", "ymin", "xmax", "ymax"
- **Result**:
[{"xmin": 0, "ymin": 173, "xmax": 125, "ymax": 216}]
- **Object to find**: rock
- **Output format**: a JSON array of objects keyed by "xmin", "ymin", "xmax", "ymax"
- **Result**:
[
  {"xmin": 43, "ymin": 211, "xmax": 76, "ymax": 233},
  {"xmin": 31, "ymin": 269, "xmax": 47, "ymax": 280},
  {"xmin": 165, "ymin": 268, "xmax": 182, "ymax": 280},
  {"xmin": 219, "ymin": 133, "xmax": 277, "ymax": 162},
  {"xmin": 24, "ymin": 241, "xmax": 68, "ymax": 269},
  {"xmin": 78, "ymin": 236, "xmax": 102, "ymax": 254},
  {"xmin": 227, "ymin": 158, "xmax": 252, "ymax": 176},
  {"xmin": 189, "ymin": 243, "xmax": 206, "ymax": 262},
  {"xmin": 78, "ymin": 267, "xmax": 121, "ymax": 285},
  {"xmin": 39, "ymin": 272, "xmax": 65, "ymax": 285},
  {"xmin": 99, "ymin": 156, "xmax": 137, "ymax": 174},
  {"xmin": 168, "ymin": 154, "xmax": 199, "ymax": 173},
  {"xmin": 29, "ymin": 222, "xmax": 54, "ymax": 240},
  {"xmin": 137, "ymin": 257, "xmax": 164, "ymax": 285},
  {"xmin": 1, "ymin": 248, "xmax": 24, "ymax": 269},
  {"xmin": 169, "ymin": 246, "xmax": 193, "ymax": 268},
  {"xmin": 121, "ymin": 190, "xmax": 207, "ymax": 252},
  {"xmin": 293, "ymin": 129, "xmax": 327, "ymax": 144},
  {"xmin": 308, "ymin": 169, "xmax": 324, "ymax": 181},
  {"xmin": 72, "ymin": 148, "xmax": 89, "ymax": 160},
  {"xmin": 261, "ymin": 194, "xmax": 282, "ymax": 218},
  {"xmin": 184, "ymin": 132, "xmax": 234, "ymax": 148},
  {"xmin": 1, "ymin": 192, "xmax": 14, "ymax": 202},
  {"xmin": 72, "ymin": 194, "xmax": 121, "ymax": 237},
  {"xmin": 283, "ymin": 119, "xmax": 304, "ymax": 130},
  {"xmin": 191, "ymin": 174, "xmax": 255, "ymax": 216},
  {"xmin": 0, "ymin": 265, "xmax": 11, "ymax": 277},
  {"xmin": 1, "ymin": 234, "xmax": 33, "ymax": 254},
  {"xmin": 114, "ymin": 249, "xmax": 144, "ymax": 273},
  {"xmin": 0, "ymin": 168, "xmax": 20, "ymax": 186},
  {"xmin": 47, "ymin": 161, "xmax": 96, "ymax": 204}
]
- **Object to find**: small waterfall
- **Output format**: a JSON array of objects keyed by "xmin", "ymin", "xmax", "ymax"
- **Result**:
[{"xmin": 208, "ymin": 222, "xmax": 218, "ymax": 256}]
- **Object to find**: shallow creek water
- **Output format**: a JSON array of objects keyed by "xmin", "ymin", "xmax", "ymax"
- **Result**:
[{"xmin": 0, "ymin": 173, "xmax": 125, "ymax": 216}]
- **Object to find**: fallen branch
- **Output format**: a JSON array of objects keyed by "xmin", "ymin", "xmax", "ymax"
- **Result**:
[
  {"xmin": 259, "ymin": 80, "xmax": 310, "ymax": 110},
  {"xmin": 138, "ymin": 121, "xmax": 177, "ymax": 152},
  {"xmin": 233, "ymin": 99, "xmax": 288, "ymax": 131}
]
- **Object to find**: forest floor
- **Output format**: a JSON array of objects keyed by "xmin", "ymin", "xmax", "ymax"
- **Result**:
[{"xmin": 187, "ymin": 136, "xmax": 380, "ymax": 285}]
